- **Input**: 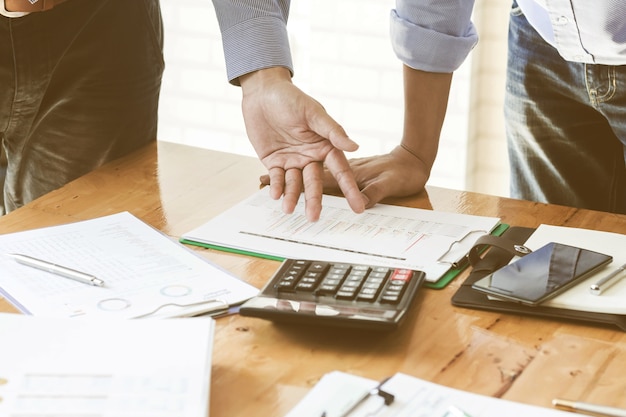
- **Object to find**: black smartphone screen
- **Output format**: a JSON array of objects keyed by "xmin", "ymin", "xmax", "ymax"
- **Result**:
[{"xmin": 472, "ymin": 242, "xmax": 613, "ymax": 305}]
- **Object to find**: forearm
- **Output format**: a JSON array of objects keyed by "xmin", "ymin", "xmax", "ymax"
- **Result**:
[
  {"xmin": 399, "ymin": 65, "xmax": 453, "ymax": 175},
  {"xmin": 239, "ymin": 67, "xmax": 292, "ymax": 94}
]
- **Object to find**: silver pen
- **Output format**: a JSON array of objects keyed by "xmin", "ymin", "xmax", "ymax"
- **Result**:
[
  {"xmin": 7, "ymin": 253, "xmax": 105, "ymax": 287},
  {"xmin": 553, "ymin": 398, "xmax": 626, "ymax": 417},
  {"xmin": 589, "ymin": 262, "xmax": 626, "ymax": 295}
]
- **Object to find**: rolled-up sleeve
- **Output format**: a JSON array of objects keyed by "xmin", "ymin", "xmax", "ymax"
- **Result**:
[
  {"xmin": 212, "ymin": 0, "xmax": 293, "ymax": 85},
  {"xmin": 391, "ymin": 0, "xmax": 478, "ymax": 73}
]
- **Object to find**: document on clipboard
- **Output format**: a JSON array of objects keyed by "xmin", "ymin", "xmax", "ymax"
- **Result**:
[
  {"xmin": 0, "ymin": 212, "xmax": 258, "ymax": 319},
  {"xmin": 180, "ymin": 188, "xmax": 502, "ymax": 285},
  {"xmin": 286, "ymin": 371, "xmax": 573, "ymax": 417}
]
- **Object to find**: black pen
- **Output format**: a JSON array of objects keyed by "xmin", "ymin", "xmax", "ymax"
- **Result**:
[{"xmin": 7, "ymin": 253, "xmax": 105, "ymax": 287}]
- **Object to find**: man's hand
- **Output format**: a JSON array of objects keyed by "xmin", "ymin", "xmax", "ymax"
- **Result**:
[
  {"xmin": 326, "ymin": 144, "xmax": 431, "ymax": 208},
  {"xmin": 239, "ymin": 68, "xmax": 366, "ymax": 221},
  {"xmin": 260, "ymin": 144, "xmax": 431, "ymax": 208}
]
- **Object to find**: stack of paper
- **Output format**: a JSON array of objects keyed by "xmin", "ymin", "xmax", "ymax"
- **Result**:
[
  {"xmin": 0, "ymin": 212, "xmax": 259, "ymax": 319},
  {"xmin": 0, "ymin": 312, "xmax": 214, "ymax": 417}
]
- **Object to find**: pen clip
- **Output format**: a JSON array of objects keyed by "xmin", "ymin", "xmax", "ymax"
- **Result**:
[{"xmin": 322, "ymin": 376, "xmax": 394, "ymax": 417}]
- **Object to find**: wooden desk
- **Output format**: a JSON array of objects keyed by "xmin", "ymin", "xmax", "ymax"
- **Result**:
[{"xmin": 2, "ymin": 141, "xmax": 626, "ymax": 416}]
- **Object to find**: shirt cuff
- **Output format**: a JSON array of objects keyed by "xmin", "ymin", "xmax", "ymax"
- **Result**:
[
  {"xmin": 390, "ymin": 9, "xmax": 478, "ymax": 73},
  {"xmin": 220, "ymin": 15, "xmax": 294, "ymax": 86}
]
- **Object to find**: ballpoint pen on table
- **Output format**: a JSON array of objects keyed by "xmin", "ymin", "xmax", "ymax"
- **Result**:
[
  {"xmin": 553, "ymin": 398, "xmax": 626, "ymax": 417},
  {"xmin": 589, "ymin": 262, "xmax": 626, "ymax": 295},
  {"xmin": 7, "ymin": 253, "xmax": 105, "ymax": 287},
  {"xmin": 320, "ymin": 376, "xmax": 394, "ymax": 417}
]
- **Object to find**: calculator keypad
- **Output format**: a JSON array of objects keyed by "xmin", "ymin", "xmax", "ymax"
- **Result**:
[
  {"xmin": 240, "ymin": 258, "xmax": 426, "ymax": 330},
  {"xmin": 274, "ymin": 259, "xmax": 415, "ymax": 305}
]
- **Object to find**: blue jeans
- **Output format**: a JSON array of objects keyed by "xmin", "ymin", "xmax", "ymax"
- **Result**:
[
  {"xmin": 505, "ymin": 3, "xmax": 626, "ymax": 214},
  {"xmin": 0, "ymin": 0, "xmax": 164, "ymax": 215}
]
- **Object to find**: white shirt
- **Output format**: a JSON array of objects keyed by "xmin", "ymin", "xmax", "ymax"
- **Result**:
[{"xmin": 516, "ymin": 0, "xmax": 626, "ymax": 65}]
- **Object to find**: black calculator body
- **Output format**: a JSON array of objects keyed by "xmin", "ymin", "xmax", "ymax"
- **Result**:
[{"xmin": 239, "ymin": 259, "xmax": 426, "ymax": 331}]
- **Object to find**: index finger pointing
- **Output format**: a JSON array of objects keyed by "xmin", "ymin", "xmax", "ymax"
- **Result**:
[{"xmin": 324, "ymin": 148, "xmax": 366, "ymax": 214}]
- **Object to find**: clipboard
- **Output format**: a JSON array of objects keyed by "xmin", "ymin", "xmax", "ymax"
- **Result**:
[
  {"xmin": 180, "ymin": 223, "xmax": 508, "ymax": 290},
  {"xmin": 179, "ymin": 188, "xmax": 503, "ymax": 286},
  {"xmin": 451, "ymin": 226, "xmax": 626, "ymax": 331},
  {"xmin": 425, "ymin": 223, "xmax": 509, "ymax": 289}
]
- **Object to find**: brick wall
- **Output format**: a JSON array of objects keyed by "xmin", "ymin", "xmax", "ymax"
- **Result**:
[{"xmin": 158, "ymin": 0, "xmax": 477, "ymax": 192}]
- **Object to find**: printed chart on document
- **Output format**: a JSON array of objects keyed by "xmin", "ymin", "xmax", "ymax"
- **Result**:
[{"xmin": 181, "ymin": 189, "xmax": 501, "ymax": 283}]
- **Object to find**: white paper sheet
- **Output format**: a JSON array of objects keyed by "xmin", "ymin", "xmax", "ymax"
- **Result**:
[
  {"xmin": 0, "ymin": 312, "xmax": 214, "ymax": 417},
  {"xmin": 0, "ymin": 212, "xmax": 258, "ymax": 319},
  {"xmin": 181, "ymin": 189, "xmax": 501, "ymax": 282},
  {"xmin": 285, "ymin": 371, "xmax": 574, "ymax": 417}
]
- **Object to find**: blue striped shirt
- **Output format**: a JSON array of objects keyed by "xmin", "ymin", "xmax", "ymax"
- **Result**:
[{"xmin": 212, "ymin": 0, "xmax": 626, "ymax": 85}]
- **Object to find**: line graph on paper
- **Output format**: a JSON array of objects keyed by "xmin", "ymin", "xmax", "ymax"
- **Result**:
[
  {"xmin": 228, "ymin": 191, "xmax": 500, "ymax": 280},
  {"xmin": 181, "ymin": 189, "xmax": 501, "ymax": 281},
  {"xmin": 243, "ymin": 204, "xmax": 470, "ymax": 262}
]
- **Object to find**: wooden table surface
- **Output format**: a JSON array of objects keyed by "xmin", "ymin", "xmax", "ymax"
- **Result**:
[{"xmin": 1, "ymin": 140, "xmax": 625, "ymax": 416}]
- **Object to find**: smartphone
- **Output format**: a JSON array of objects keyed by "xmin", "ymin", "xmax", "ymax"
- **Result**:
[{"xmin": 471, "ymin": 242, "xmax": 612, "ymax": 306}]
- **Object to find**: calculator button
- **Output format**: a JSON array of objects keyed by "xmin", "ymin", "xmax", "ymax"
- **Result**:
[
  {"xmin": 308, "ymin": 263, "xmax": 327, "ymax": 273},
  {"xmin": 285, "ymin": 267, "xmax": 304, "ymax": 276},
  {"xmin": 341, "ymin": 281, "xmax": 361, "ymax": 290},
  {"xmin": 390, "ymin": 269, "xmax": 412, "ymax": 281},
  {"xmin": 380, "ymin": 293, "xmax": 402, "ymax": 303},
  {"xmin": 336, "ymin": 289, "xmax": 357, "ymax": 300},
  {"xmin": 275, "ymin": 275, "xmax": 299, "ymax": 291},
  {"xmin": 357, "ymin": 287, "xmax": 379, "ymax": 301},
  {"xmin": 369, "ymin": 271, "xmax": 389, "ymax": 279},
  {"xmin": 345, "ymin": 274, "xmax": 366, "ymax": 283},
  {"xmin": 317, "ymin": 284, "xmax": 340, "ymax": 294},
  {"xmin": 296, "ymin": 282, "xmax": 316, "ymax": 291}
]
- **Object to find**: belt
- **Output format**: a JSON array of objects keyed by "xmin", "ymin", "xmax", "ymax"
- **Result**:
[{"xmin": 1, "ymin": 0, "xmax": 69, "ymax": 17}]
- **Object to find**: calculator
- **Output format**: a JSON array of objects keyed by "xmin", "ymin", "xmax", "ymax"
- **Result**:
[{"xmin": 239, "ymin": 259, "xmax": 426, "ymax": 331}]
